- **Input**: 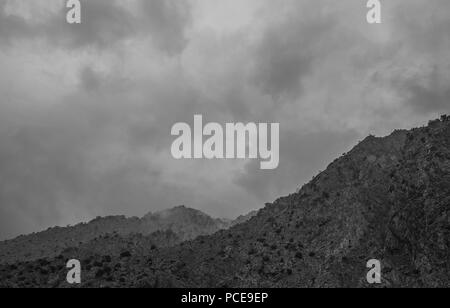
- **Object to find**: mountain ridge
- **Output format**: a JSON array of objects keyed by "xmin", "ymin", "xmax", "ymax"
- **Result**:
[
  {"xmin": 0, "ymin": 206, "xmax": 257, "ymax": 265},
  {"xmin": 0, "ymin": 116, "xmax": 449, "ymax": 288}
]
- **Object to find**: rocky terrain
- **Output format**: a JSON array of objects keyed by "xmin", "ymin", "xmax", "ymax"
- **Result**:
[
  {"xmin": 0, "ymin": 116, "xmax": 449, "ymax": 288},
  {"xmin": 0, "ymin": 206, "xmax": 256, "ymax": 265}
]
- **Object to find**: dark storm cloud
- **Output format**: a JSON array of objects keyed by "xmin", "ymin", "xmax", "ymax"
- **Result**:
[
  {"xmin": 1, "ymin": 0, "xmax": 450, "ymax": 240},
  {"xmin": 391, "ymin": 0, "xmax": 450, "ymax": 53},
  {"xmin": 398, "ymin": 68, "xmax": 450, "ymax": 115},
  {"xmin": 140, "ymin": 0, "xmax": 192, "ymax": 55},
  {"xmin": 235, "ymin": 130, "xmax": 359, "ymax": 202},
  {"xmin": 0, "ymin": 74, "xmax": 191, "ymax": 239},
  {"xmin": 0, "ymin": 0, "xmax": 192, "ymax": 54},
  {"xmin": 0, "ymin": 100, "xmax": 98, "ymax": 239},
  {"xmin": 251, "ymin": 12, "xmax": 336, "ymax": 102},
  {"xmin": 80, "ymin": 67, "xmax": 102, "ymax": 92},
  {"xmin": 0, "ymin": 56, "xmax": 246, "ymax": 240},
  {"xmin": 386, "ymin": 0, "xmax": 450, "ymax": 115}
]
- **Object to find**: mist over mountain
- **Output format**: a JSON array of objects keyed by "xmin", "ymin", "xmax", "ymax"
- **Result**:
[{"xmin": 0, "ymin": 117, "xmax": 449, "ymax": 288}]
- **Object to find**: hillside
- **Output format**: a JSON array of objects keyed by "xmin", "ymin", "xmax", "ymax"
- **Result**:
[
  {"xmin": 0, "ymin": 116, "xmax": 449, "ymax": 288},
  {"xmin": 0, "ymin": 206, "xmax": 255, "ymax": 265}
]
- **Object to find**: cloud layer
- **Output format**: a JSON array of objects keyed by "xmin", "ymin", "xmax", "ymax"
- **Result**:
[{"xmin": 0, "ymin": 0, "xmax": 449, "ymax": 239}]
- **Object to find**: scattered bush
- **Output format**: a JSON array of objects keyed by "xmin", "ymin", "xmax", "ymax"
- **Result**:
[{"xmin": 120, "ymin": 251, "xmax": 131, "ymax": 258}]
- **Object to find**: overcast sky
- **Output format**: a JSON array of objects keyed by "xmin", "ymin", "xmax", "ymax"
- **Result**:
[{"xmin": 0, "ymin": 0, "xmax": 449, "ymax": 240}]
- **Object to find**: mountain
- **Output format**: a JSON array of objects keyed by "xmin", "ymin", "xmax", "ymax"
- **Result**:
[
  {"xmin": 0, "ymin": 206, "xmax": 255, "ymax": 265},
  {"xmin": 229, "ymin": 210, "xmax": 259, "ymax": 227},
  {"xmin": 141, "ymin": 206, "xmax": 233, "ymax": 241},
  {"xmin": 1, "ymin": 116, "xmax": 449, "ymax": 288}
]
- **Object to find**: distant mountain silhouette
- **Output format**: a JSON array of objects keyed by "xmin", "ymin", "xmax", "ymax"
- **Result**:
[
  {"xmin": 0, "ymin": 206, "xmax": 256, "ymax": 265},
  {"xmin": 1, "ymin": 116, "xmax": 449, "ymax": 288}
]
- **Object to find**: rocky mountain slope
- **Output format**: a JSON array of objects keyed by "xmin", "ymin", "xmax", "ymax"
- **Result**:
[
  {"xmin": 1, "ymin": 116, "xmax": 449, "ymax": 288},
  {"xmin": 0, "ymin": 206, "xmax": 255, "ymax": 265}
]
